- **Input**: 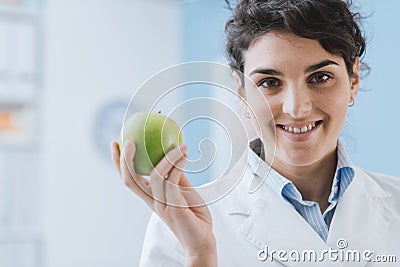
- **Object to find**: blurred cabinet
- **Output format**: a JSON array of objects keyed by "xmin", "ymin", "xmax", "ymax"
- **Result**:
[{"xmin": 0, "ymin": 0, "xmax": 43, "ymax": 266}]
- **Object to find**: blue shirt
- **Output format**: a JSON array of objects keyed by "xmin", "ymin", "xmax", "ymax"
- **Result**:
[{"xmin": 248, "ymin": 140, "xmax": 355, "ymax": 242}]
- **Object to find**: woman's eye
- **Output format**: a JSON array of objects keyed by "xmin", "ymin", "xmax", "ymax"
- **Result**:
[
  {"xmin": 309, "ymin": 73, "xmax": 332, "ymax": 84},
  {"xmin": 258, "ymin": 78, "xmax": 281, "ymax": 88}
]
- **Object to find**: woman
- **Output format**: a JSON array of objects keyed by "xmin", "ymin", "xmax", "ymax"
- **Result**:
[{"xmin": 111, "ymin": 0, "xmax": 400, "ymax": 266}]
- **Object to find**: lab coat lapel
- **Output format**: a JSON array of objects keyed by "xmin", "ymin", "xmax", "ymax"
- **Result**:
[
  {"xmin": 227, "ymin": 172, "xmax": 342, "ymax": 266},
  {"xmin": 326, "ymin": 167, "xmax": 392, "ymax": 267}
]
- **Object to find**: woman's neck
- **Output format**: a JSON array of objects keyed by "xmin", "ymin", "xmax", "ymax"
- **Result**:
[{"xmin": 270, "ymin": 147, "xmax": 338, "ymax": 213}]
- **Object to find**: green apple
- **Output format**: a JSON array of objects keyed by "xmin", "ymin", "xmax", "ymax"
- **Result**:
[{"xmin": 120, "ymin": 111, "xmax": 183, "ymax": 175}]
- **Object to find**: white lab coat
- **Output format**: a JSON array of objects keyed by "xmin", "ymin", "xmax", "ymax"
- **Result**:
[{"xmin": 139, "ymin": 157, "xmax": 400, "ymax": 267}]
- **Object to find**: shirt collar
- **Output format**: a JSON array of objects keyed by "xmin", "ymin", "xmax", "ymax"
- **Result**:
[{"xmin": 328, "ymin": 140, "xmax": 354, "ymax": 203}]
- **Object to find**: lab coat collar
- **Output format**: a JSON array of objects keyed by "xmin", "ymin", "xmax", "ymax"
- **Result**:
[
  {"xmin": 326, "ymin": 166, "xmax": 392, "ymax": 267},
  {"xmin": 226, "ymin": 163, "xmax": 392, "ymax": 267}
]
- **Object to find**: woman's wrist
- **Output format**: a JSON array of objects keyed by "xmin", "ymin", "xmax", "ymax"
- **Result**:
[
  {"xmin": 186, "ymin": 250, "xmax": 217, "ymax": 267},
  {"xmin": 186, "ymin": 239, "xmax": 217, "ymax": 267}
]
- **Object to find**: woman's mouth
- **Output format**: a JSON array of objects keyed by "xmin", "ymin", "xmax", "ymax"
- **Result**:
[
  {"xmin": 278, "ymin": 120, "xmax": 322, "ymax": 134},
  {"xmin": 276, "ymin": 120, "xmax": 323, "ymax": 141}
]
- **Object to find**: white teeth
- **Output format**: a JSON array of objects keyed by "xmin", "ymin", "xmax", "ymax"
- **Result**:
[{"xmin": 281, "ymin": 122, "xmax": 318, "ymax": 134}]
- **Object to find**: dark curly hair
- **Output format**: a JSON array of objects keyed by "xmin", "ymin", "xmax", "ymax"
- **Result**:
[{"xmin": 224, "ymin": 0, "xmax": 367, "ymax": 81}]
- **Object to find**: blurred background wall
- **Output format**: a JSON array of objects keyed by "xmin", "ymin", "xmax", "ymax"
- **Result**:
[
  {"xmin": 0, "ymin": 0, "xmax": 398, "ymax": 266},
  {"xmin": 42, "ymin": 1, "xmax": 182, "ymax": 266}
]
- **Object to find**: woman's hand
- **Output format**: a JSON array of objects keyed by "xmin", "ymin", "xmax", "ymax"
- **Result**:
[{"xmin": 111, "ymin": 140, "xmax": 217, "ymax": 266}]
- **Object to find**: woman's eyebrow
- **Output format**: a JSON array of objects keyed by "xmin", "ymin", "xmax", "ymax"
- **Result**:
[
  {"xmin": 305, "ymin": 59, "xmax": 339, "ymax": 73},
  {"xmin": 249, "ymin": 68, "xmax": 282, "ymax": 77},
  {"xmin": 248, "ymin": 59, "xmax": 339, "ymax": 77}
]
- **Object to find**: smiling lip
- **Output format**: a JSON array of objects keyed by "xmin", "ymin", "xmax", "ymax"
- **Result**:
[{"xmin": 276, "ymin": 120, "xmax": 322, "ymax": 141}]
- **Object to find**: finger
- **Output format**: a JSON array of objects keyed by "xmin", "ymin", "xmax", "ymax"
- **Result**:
[
  {"xmin": 149, "ymin": 171, "xmax": 166, "ymax": 214},
  {"xmin": 165, "ymin": 154, "xmax": 187, "ymax": 184},
  {"xmin": 178, "ymin": 174, "xmax": 209, "ymax": 208},
  {"xmin": 111, "ymin": 141, "xmax": 121, "ymax": 175},
  {"xmin": 163, "ymin": 153, "xmax": 211, "ymax": 216},
  {"xmin": 164, "ymin": 171, "xmax": 211, "ymax": 223},
  {"xmin": 165, "ymin": 157, "xmax": 188, "ymax": 207},
  {"xmin": 178, "ymin": 171, "xmax": 193, "ymax": 187},
  {"xmin": 121, "ymin": 141, "xmax": 149, "ymax": 185},
  {"xmin": 120, "ymin": 141, "xmax": 153, "ymax": 207},
  {"xmin": 150, "ymin": 145, "xmax": 187, "ymax": 213},
  {"xmin": 180, "ymin": 182, "xmax": 211, "ymax": 222},
  {"xmin": 164, "ymin": 154, "xmax": 208, "ymax": 209},
  {"xmin": 151, "ymin": 144, "xmax": 187, "ymax": 179}
]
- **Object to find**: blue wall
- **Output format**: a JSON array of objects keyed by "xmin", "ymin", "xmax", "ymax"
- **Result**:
[
  {"xmin": 180, "ymin": 0, "xmax": 231, "ymax": 186},
  {"xmin": 345, "ymin": 0, "xmax": 400, "ymax": 176},
  {"xmin": 181, "ymin": 0, "xmax": 229, "ymax": 62}
]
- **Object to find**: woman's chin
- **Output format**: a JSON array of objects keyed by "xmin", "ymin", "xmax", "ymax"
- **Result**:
[{"xmin": 273, "ymin": 150, "xmax": 320, "ymax": 168}]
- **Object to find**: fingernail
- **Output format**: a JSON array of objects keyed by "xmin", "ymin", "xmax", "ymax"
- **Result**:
[
  {"xmin": 179, "ymin": 144, "xmax": 187, "ymax": 151},
  {"xmin": 124, "ymin": 140, "xmax": 132, "ymax": 149}
]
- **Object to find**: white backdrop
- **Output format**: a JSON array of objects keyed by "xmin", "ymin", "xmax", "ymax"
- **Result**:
[{"xmin": 42, "ymin": 1, "xmax": 181, "ymax": 266}]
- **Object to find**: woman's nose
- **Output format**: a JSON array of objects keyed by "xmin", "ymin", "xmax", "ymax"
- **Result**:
[{"xmin": 281, "ymin": 85, "xmax": 312, "ymax": 118}]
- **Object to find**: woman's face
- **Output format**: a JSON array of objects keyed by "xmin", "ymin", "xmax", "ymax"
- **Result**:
[{"xmin": 238, "ymin": 32, "xmax": 360, "ymax": 168}]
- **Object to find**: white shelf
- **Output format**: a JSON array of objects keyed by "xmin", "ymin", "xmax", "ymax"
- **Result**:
[
  {"xmin": 0, "ymin": 2, "xmax": 42, "ymax": 267},
  {"xmin": 0, "ymin": 229, "xmax": 40, "ymax": 242},
  {"xmin": 0, "ymin": 92, "xmax": 36, "ymax": 106},
  {"xmin": 0, "ymin": 135, "xmax": 37, "ymax": 150}
]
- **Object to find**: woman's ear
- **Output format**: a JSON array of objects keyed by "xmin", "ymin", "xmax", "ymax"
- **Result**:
[
  {"xmin": 232, "ymin": 70, "xmax": 243, "ymax": 93},
  {"xmin": 232, "ymin": 70, "xmax": 250, "ymax": 117},
  {"xmin": 349, "ymin": 57, "xmax": 361, "ymax": 102}
]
